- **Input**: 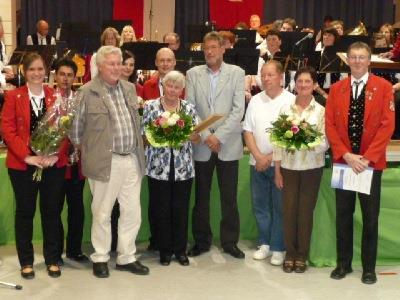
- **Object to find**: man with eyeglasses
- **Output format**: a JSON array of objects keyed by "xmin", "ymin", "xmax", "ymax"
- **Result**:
[
  {"xmin": 325, "ymin": 42, "xmax": 395, "ymax": 284},
  {"xmin": 186, "ymin": 31, "xmax": 245, "ymax": 259}
]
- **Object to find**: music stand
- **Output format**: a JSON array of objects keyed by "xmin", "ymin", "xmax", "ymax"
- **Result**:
[
  {"xmin": 174, "ymin": 49, "xmax": 206, "ymax": 74},
  {"xmin": 335, "ymin": 35, "xmax": 370, "ymax": 52},
  {"xmin": 59, "ymin": 22, "xmax": 99, "ymax": 54},
  {"xmin": 187, "ymin": 25, "xmax": 213, "ymax": 43},
  {"xmin": 9, "ymin": 45, "xmax": 57, "ymax": 71},
  {"xmin": 102, "ymin": 20, "xmax": 132, "ymax": 34},
  {"xmin": 121, "ymin": 42, "xmax": 168, "ymax": 70},
  {"xmin": 224, "ymin": 48, "xmax": 259, "ymax": 75},
  {"xmin": 278, "ymin": 32, "xmax": 315, "ymax": 71},
  {"xmin": 232, "ymin": 30, "xmax": 257, "ymax": 48},
  {"xmin": 318, "ymin": 46, "xmax": 349, "ymax": 73}
]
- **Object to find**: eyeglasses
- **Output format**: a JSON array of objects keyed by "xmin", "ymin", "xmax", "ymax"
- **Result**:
[{"xmin": 348, "ymin": 55, "xmax": 369, "ymax": 62}]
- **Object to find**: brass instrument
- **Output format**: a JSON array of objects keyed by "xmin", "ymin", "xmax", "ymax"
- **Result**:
[{"xmin": 347, "ymin": 21, "xmax": 368, "ymax": 36}]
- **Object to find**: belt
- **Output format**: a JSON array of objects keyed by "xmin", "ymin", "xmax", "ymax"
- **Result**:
[{"xmin": 112, "ymin": 152, "xmax": 131, "ymax": 156}]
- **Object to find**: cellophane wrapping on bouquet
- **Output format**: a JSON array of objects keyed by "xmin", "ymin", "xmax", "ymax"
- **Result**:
[{"xmin": 30, "ymin": 92, "xmax": 79, "ymax": 181}]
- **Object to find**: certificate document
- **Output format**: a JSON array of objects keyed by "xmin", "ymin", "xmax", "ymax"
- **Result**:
[{"xmin": 331, "ymin": 163, "xmax": 374, "ymax": 195}]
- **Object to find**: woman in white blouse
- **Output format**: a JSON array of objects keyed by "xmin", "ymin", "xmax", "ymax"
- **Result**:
[{"xmin": 273, "ymin": 66, "xmax": 329, "ymax": 273}]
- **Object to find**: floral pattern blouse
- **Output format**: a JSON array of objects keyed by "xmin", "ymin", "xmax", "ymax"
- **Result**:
[{"xmin": 142, "ymin": 98, "xmax": 199, "ymax": 181}]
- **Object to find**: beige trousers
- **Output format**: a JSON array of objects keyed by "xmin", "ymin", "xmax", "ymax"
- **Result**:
[{"xmin": 88, "ymin": 153, "xmax": 142, "ymax": 264}]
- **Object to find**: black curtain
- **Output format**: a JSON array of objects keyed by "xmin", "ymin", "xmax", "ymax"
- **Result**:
[
  {"xmin": 21, "ymin": 0, "xmax": 113, "ymax": 49},
  {"xmin": 263, "ymin": 0, "xmax": 394, "ymax": 32},
  {"xmin": 175, "ymin": 0, "xmax": 209, "ymax": 45}
]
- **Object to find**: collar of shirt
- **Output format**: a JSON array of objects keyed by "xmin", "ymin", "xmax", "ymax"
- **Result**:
[
  {"xmin": 351, "ymin": 72, "xmax": 369, "ymax": 86},
  {"xmin": 158, "ymin": 78, "xmax": 164, "ymax": 96},
  {"xmin": 27, "ymin": 83, "xmax": 45, "ymax": 100},
  {"xmin": 100, "ymin": 78, "xmax": 121, "ymax": 94},
  {"xmin": 263, "ymin": 88, "xmax": 285, "ymax": 102},
  {"xmin": 290, "ymin": 97, "xmax": 317, "ymax": 115}
]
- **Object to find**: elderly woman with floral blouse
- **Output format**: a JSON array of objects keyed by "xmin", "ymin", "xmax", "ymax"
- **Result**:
[
  {"xmin": 273, "ymin": 66, "xmax": 329, "ymax": 273},
  {"xmin": 142, "ymin": 70, "xmax": 200, "ymax": 266}
]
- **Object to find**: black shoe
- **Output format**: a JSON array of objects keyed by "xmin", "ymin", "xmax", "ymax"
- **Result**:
[
  {"xmin": 20, "ymin": 266, "xmax": 35, "ymax": 279},
  {"xmin": 330, "ymin": 266, "xmax": 353, "ymax": 279},
  {"xmin": 93, "ymin": 262, "xmax": 109, "ymax": 278},
  {"xmin": 361, "ymin": 271, "xmax": 377, "ymax": 284},
  {"xmin": 187, "ymin": 245, "xmax": 209, "ymax": 257},
  {"xmin": 116, "ymin": 261, "xmax": 149, "ymax": 275},
  {"xmin": 176, "ymin": 255, "xmax": 190, "ymax": 266},
  {"xmin": 223, "ymin": 245, "xmax": 245, "ymax": 259},
  {"xmin": 47, "ymin": 265, "xmax": 61, "ymax": 278},
  {"xmin": 160, "ymin": 254, "xmax": 172, "ymax": 266},
  {"xmin": 67, "ymin": 253, "xmax": 89, "ymax": 262}
]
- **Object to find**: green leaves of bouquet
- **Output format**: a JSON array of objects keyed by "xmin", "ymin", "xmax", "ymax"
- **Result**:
[
  {"xmin": 267, "ymin": 114, "xmax": 323, "ymax": 153},
  {"xmin": 145, "ymin": 111, "xmax": 194, "ymax": 149}
]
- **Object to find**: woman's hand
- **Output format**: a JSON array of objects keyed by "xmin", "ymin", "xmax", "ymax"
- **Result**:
[
  {"xmin": 189, "ymin": 133, "xmax": 201, "ymax": 144},
  {"xmin": 24, "ymin": 155, "xmax": 44, "ymax": 168},
  {"xmin": 274, "ymin": 171, "xmax": 283, "ymax": 189},
  {"xmin": 378, "ymin": 51, "xmax": 393, "ymax": 59},
  {"xmin": 41, "ymin": 155, "xmax": 59, "ymax": 168}
]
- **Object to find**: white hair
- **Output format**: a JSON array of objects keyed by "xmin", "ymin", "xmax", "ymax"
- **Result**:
[
  {"xmin": 162, "ymin": 70, "xmax": 185, "ymax": 89},
  {"xmin": 96, "ymin": 45, "xmax": 122, "ymax": 67}
]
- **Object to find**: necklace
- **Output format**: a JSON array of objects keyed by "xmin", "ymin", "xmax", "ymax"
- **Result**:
[{"xmin": 161, "ymin": 97, "xmax": 180, "ymax": 112}]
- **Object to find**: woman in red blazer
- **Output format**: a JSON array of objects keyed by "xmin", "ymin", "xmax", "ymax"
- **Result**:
[{"xmin": 1, "ymin": 53, "xmax": 67, "ymax": 279}]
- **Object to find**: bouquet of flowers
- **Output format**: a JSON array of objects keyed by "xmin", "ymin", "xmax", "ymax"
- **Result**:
[
  {"xmin": 30, "ymin": 93, "xmax": 79, "ymax": 181},
  {"xmin": 267, "ymin": 114, "xmax": 323, "ymax": 153},
  {"xmin": 145, "ymin": 111, "xmax": 194, "ymax": 148}
]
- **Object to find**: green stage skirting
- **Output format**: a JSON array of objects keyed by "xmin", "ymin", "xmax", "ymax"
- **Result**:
[{"xmin": 1, "ymin": 152, "xmax": 400, "ymax": 267}]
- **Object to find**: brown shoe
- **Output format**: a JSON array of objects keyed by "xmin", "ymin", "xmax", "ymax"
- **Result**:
[
  {"xmin": 282, "ymin": 260, "xmax": 294, "ymax": 273},
  {"xmin": 294, "ymin": 260, "xmax": 307, "ymax": 273}
]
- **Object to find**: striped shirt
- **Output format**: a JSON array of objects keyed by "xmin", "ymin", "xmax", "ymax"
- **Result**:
[
  {"xmin": 105, "ymin": 83, "xmax": 136, "ymax": 154},
  {"xmin": 71, "ymin": 80, "xmax": 136, "ymax": 154}
]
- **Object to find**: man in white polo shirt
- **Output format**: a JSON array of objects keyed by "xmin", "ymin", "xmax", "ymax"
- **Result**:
[{"xmin": 243, "ymin": 60, "xmax": 295, "ymax": 265}]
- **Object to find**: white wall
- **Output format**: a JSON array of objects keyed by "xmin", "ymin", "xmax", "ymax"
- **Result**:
[
  {"xmin": 143, "ymin": 0, "xmax": 175, "ymax": 42},
  {"xmin": 0, "ymin": 0, "xmax": 18, "ymax": 55}
]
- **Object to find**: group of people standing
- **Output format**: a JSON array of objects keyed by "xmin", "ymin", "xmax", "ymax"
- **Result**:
[{"xmin": 0, "ymin": 26, "xmax": 395, "ymax": 287}]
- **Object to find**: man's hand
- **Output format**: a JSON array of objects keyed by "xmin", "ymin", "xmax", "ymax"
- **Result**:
[
  {"xmin": 274, "ymin": 168, "xmax": 283, "ymax": 189},
  {"xmin": 189, "ymin": 133, "xmax": 201, "ymax": 144},
  {"xmin": 205, "ymin": 134, "xmax": 221, "ymax": 153},
  {"xmin": 343, "ymin": 152, "xmax": 369, "ymax": 174},
  {"xmin": 3, "ymin": 67, "xmax": 14, "ymax": 80},
  {"xmin": 254, "ymin": 153, "xmax": 272, "ymax": 172},
  {"xmin": 393, "ymin": 82, "xmax": 400, "ymax": 93}
]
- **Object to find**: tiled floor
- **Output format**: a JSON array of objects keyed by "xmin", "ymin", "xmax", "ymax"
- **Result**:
[{"xmin": 0, "ymin": 241, "xmax": 399, "ymax": 300}]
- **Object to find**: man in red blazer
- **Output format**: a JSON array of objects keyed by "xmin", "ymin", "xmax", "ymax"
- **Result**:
[
  {"xmin": 325, "ymin": 42, "xmax": 395, "ymax": 284},
  {"xmin": 143, "ymin": 47, "xmax": 183, "ymax": 101}
]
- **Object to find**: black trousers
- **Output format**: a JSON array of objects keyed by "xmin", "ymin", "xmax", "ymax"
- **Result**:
[
  {"xmin": 148, "ymin": 177, "xmax": 192, "ymax": 256},
  {"xmin": 8, "ymin": 166, "xmax": 65, "ymax": 266},
  {"xmin": 58, "ymin": 165, "xmax": 85, "ymax": 257},
  {"xmin": 192, "ymin": 153, "xmax": 240, "ymax": 249},
  {"xmin": 335, "ymin": 170, "xmax": 382, "ymax": 272}
]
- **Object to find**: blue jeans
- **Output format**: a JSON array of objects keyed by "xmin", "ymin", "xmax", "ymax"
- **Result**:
[{"xmin": 250, "ymin": 166, "xmax": 285, "ymax": 251}]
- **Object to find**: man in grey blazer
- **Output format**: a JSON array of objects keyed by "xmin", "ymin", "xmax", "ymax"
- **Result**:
[{"xmin": 186, "ymin": 32, "xmax": 245, "ymax": 259}]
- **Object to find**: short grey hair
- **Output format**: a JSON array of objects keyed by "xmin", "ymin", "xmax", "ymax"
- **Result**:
[
  {"xmin": 162, "ymin": 70, "xmax": 185, "ymax": 89},
  {"xmin": 96, "ymin": 45, "xmax": 122, "ymax": 67}
]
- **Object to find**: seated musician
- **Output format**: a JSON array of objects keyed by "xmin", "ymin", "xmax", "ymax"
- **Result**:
[
  {"xmin": 26, "ymin": 20, "xmax": 56, "ymax": 45},
  {"xmin": 163, "ymin": 32, "xmax": 181, "ymax": 51},
  {"xmin": 280, "ymin": 18, "xmax": 296, "ymax": 32},
  {"xmin": 119, "ymin": 25, "xmax": 137, "ymax": 46},
  {"xmin": 330, "ymin": 20, "xmax": 344, "ymax": 36}
]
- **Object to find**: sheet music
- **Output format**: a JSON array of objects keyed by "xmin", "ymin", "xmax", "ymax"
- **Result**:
[{"xmin": 331, "ymin": 163, "xmax": 373, "ymax": 195}]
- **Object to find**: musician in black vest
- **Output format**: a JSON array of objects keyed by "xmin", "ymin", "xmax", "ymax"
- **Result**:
[
  {"xmin": 326, "ymin": 42, "xmax": 395, "ymax": 285},
  {"xmin": 26, "ymin": 20, "xmax": 56, "ymax": 46}
]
